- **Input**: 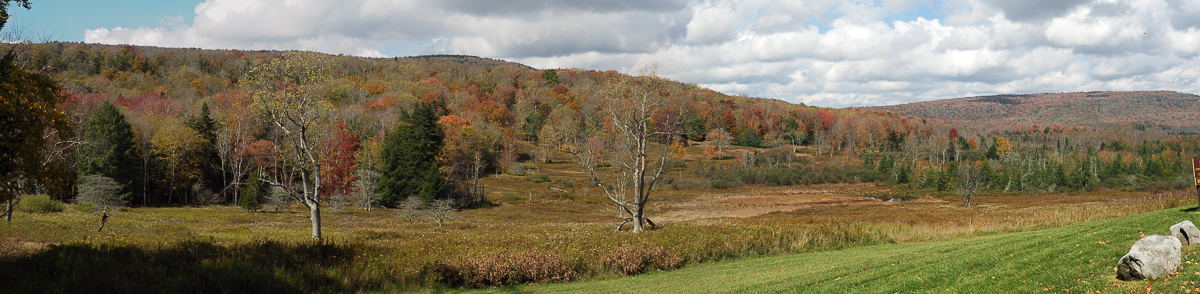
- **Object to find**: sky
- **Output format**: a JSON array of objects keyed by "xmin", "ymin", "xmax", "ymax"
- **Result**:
[{"xmin": 7, "ymin": 0, "xmax": 1200, "ymax": 108}]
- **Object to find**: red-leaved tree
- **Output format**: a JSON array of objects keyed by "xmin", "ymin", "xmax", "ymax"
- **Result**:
[{"xmin": 320, "ymin": 119, "xmax": 359, "ymax": 200}]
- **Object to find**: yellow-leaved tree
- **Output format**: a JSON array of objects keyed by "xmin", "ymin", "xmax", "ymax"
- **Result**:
[
  {"xmin": 241, "ymin": 52, "xmax": 334, "ymax": 239},
  {"xmin": 0, "ymin": 49, "xmax": 69, "ymax": 221},
  {"xmin": 150, "ymin": 116, "xmax": 206, "ymax": 204}
]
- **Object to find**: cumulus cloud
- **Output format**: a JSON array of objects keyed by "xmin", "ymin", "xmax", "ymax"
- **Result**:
[{"xmin": 83, "ymin": 0, "xmax": 1200, "ymax": 108}]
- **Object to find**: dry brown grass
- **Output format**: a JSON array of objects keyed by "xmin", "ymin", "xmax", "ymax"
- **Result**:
[{"xmin": 2, "ymin": 144, "xmax": 1195, "ymax": 291}]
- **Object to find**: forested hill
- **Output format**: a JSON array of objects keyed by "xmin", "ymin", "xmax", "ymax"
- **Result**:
[{"xmin": 857, "ymin": 91, "xmax": 1200, "ymax": 127}]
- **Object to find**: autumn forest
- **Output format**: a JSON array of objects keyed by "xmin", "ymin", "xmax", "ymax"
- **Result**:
[{"xmin": 5, "ymin": 41, "xmax": 1200, "ymax": 292}]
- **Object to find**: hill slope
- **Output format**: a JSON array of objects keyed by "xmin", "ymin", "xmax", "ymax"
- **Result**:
[
  {"xmin": 490, "ymin": 205, "xmax": 1200, "ymax": 293},
  {"xmin": 859, "ymin": 91, "xmax": 1200, "ymax": 127}
]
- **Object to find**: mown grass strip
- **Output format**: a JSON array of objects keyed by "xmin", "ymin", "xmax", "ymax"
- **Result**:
[{"xmin": 483, "ymin": 206, "xmax": 1200, "ymax": 293}]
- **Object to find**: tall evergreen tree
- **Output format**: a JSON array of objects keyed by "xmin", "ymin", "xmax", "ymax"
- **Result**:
[
  {"xmin": 80, "ymin": 101, "xmax": 141, "ymax": 202},
  {"xmin": 379, "ymin": 101, "xmax": 445, "ymax": 206},
  {"xmin": 186, "ymin": 102, "xmax": 222, "ymax": 199}
]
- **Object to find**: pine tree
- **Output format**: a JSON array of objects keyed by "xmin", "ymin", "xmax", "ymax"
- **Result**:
[
  {"xmin": 238, "ymin": 169, "xmax": 265, "ymax": 211},
  {"xmin": 186, "ymin": 102, "xmax": 222, "ymax": 200},
  {"xmin": 379, "ymin": 101, "xmax": 445, "ymax": 206},
  {"xmin": 80, "ymin": 101, "xmax": 141, "ymax": 201}
]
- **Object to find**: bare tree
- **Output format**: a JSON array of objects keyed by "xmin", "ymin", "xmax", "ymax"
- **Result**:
[
  {"xmin": 351, "ymin": 169, "xmax": 381, "ymax": 211},
  {"xmin": 562, "ymin": 65, "xmax": 677, "ymax": 232},
  {"xmin": 397, "ymin": 196, "xmax": 424, "ymax": 220},
  {"xmin": 957, "ymin": 163, "xmax": 986, "ymax": 206},
  {"xmin": 77, "ymin": 175, "xmax": 126, "ymax": 232},
  {"xmin": 427, "ymin": 199, "xmax": 457, "ymax": 226}
]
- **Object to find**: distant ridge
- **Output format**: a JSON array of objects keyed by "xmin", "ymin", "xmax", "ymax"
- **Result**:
[{"xmin": 857, "ymin": 91, "xmax": 1200, "ymax": 127}]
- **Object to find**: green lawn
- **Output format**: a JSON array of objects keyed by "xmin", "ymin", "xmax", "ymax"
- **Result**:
[{"xmin": 480, "ymin": 207, "xmax": 1200, "ymax": 293}]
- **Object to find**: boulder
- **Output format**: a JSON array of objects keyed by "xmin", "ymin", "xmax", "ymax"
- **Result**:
[
  {"xmin": 1116, "ymin": 235, "xmax": 1182, "ymax": 281},
  {"xmin": 1170, "ymin": 220, "xmax": 1200, "ymax": 246}
]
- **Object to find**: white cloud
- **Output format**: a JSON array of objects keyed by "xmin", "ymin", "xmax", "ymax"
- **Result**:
[{"xmin": 82, "ymin": 0, "xmax": 1200, "ymax": 108}]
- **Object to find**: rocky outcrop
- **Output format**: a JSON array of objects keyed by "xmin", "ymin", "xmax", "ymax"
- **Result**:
[
  {"xmin": 1170, "ymin": 220, "xmax": 1200, "ymax": 246},
  {"xmin": 1116, "ymin": 235, "xmax": 1182, "ymax": 280}
]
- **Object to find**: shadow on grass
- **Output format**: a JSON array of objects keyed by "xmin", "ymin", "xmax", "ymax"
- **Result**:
[
  {"xmin": 1180, "ymin": 206, "xmax": 1199, "ymax": 212},
  {"xmin": 0, "ymin": 239, "xmax": 361, "ymax": 294}
]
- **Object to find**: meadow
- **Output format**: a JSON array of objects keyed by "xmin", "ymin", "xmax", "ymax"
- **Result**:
[
  {"xmin": 2, "ymin": 145, "xmax": 1196, "ymax": 293},
  {"xmin": 488, "ymin": 205, "xmax": 1200, "ymax": 293}
]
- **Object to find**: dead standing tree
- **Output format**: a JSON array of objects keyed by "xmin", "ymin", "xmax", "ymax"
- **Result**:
[
  {"xmin": 563, "ymin": 65, "xmax": 679, "ymax": 232},
  {"xmin": 77, "ymin": 174, "xmax": 126, "ymax": 232},
  {"xmin": 242, "ymin": 52, "xmax": 334, "ymax": 239}
]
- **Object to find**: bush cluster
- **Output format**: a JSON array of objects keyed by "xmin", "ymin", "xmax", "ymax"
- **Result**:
[
  {"xmin": 430, "ymin": 251, "xmax": 577, "ymax": 287},
  {"xmin": 696, "ymin": 162, "xmax": 885, "ymax": 188},
  {"xmin": 602, "ymin": 246, "xmax": 684, "ymax": 275},
  {"xmin": 16, "ymin": 194, "xmax": 65, "ymax": 213}
]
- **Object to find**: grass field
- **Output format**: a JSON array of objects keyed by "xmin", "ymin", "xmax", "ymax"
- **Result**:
[
  {"xmin": 3, "ymin": 144, "xmax": 1200, "ymax": 292},
  {"xmin": 481, "ymin": 206, "xmax": 1200, "ymax": 293}
]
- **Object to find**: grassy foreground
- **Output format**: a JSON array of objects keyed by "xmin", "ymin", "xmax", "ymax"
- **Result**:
[{"xmin": 483, "ymin": 206, "xmax": 1200, "ymax": 293}]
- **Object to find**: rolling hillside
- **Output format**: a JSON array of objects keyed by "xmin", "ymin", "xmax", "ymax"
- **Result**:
[{"xmin": 859, "ymin": 91, "xmax": 1200, "ymax": 127}]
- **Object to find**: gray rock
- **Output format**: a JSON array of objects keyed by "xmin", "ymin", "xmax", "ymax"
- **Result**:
[
  {"xmin": 1170, "ymin": 220, "xmax": 1200, "ymax": 246},
  {"xmin": 1116, "ymin": 235, "xmax": 1182, "ymax": 280}
]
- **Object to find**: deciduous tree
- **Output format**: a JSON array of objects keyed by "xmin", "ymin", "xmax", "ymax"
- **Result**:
[
  {"xmin": 150, "ymin": 117, "xmax": 206, "ymax": 204},
  {"xmin": 320, "ymin": 118, "xmax": 358, "ymax": 202},
  {"xmin": 562, "ymin": 65, "xmax": 678, "ymax": 232},
  {"xmin": 703, "ymin": 128, "xmax": 731, "ymax": 160},
  {"xmin": 242, "ymin": 51, "xmax": 335, "ymax": 239},
  {"xmin": 0, "ymin": 50, "xmax": 69, "ymax": 221}
]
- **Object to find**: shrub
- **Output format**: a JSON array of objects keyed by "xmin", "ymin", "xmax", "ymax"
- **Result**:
[
  {"xmin": 430, "ymin": 251, "xmax": 577, "ymax": 288},
  {"xmin": 603, "ymin": 246, "xmax": 684, "ymax": 275},
  {"xmin": 16, "ymin": 194, "xmax": 65, "ymax": 213},
  {"xmin": 526, "ymin": 174, "xmax": 551, "ymax": 183},
  {"xmin": 501, "ymin": 192, "xmax": 526, "ymax": 204},
  {"xmin": 238, "ymin": 170, "xmax": 266, "ymax": 212},
  {"xmin": 552, "ymin": 177, "xmax": 575, "ymax": 188}
]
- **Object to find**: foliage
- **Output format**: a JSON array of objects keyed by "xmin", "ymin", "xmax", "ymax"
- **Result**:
[
  {"xmin": 0, "ymin": 50, "xmax": 68, "ymax": 205},
  {"xmin": 238, "ymin": 170, "xmax": 266, "ymax": 211},
  {"xmin": 862, "ymin": 91, "xmax": 1200, "ymax": 126},
  {"xmin": 696, "ymin": 160, "xmax": 884, "ymax": 187},
  {"xmin": 703, "ymin": 128, "xmax": 731, "ymax": 160},
  {"xmin": 185, "ymin": 102, "xmax": 222, "ymax": 197},
  {"xmin": 0, "ymin": 0, "xmax": 31, "ymax": 31},
  {"xmin": 14, "ymin": 194, "xmax": 64, "ymax": 213},
  {"xmin": 80, "ymin": 101, "xmax": 141, "ymax": 201},
  {"xmin": 603, "ymin": 246, "xmax": 684, "ymax": 275},
  {"xmin": 318, "ymin": 118, "xmax": 358, "ymax": 200},
  {"xmin": 430, "ymin": 250, "xmax": 576, "ymax": 288},
  {"xmin": 150, "ymin": 116, "xmax": 207, "ymax": 204},
  {"xmin": 242, "ymin": 51, "xmax": 335, "ymax": 239},
  {"xmin": 379, "ymin": 101, "xmax": 445, "ymax": 205}
]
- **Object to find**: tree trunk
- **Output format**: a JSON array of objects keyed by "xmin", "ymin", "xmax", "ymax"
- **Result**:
[
  {"xmin": 308, "ymin": 199, "xmax": 322, "ymax": 239},
  {"xmin": 97, "ymin": 209, "xmax": 109, "ymax": 232},
  {"xmin": 4, "ymin": 199, "xmax": 13, "ymax": 222}
]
